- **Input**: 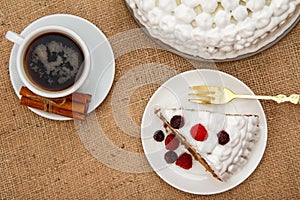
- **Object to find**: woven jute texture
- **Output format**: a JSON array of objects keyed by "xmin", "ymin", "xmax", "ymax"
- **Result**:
[{"xmin": 0, "ymin": 0, "xmax": 299, "ymax": 199}]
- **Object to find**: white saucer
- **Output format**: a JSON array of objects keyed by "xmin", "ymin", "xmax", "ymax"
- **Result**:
[
  {"xmin": 8, "ymin": 14, "xmax": 115, "ymax": 120},
  {"xmin": 141, "ymin": 69, "xmax": 268, "ymax": 195}
]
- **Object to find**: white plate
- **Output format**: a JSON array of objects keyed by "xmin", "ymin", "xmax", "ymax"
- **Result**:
[
  {"xmin": 141, "ymin": 69, "xmax": 267, "ymax": 195},
  {"xmin": 8, "ymin": 14, "xmax": 115, "ymax": 120}
]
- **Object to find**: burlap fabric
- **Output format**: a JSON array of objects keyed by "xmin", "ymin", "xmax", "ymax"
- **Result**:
[{"xmin": 0, "ymin": 0, "xmax": 299, "ymax": 199}]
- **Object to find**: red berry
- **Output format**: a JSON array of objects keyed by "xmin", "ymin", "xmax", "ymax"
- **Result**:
[
  {"xmin": 190, "ymin": 124, "xmax": 208, "ymax": 141},
  {"xmin": 165, "ymin": 134, "xmax": 180, "ymax": 150},
  {"xmin": 175, "ymin": 152, "xmax": 193, "ymax": 170}
]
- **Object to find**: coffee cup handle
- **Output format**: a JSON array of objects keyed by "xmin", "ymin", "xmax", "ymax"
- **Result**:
[{"xmin": 5, "ymin": 31, "xmax": 24, "ymax": 45}]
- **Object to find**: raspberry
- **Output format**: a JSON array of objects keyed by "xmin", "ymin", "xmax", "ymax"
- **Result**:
[
  {"xmin": 190, "ymin": 124, "xmax": 208, "ymax": 141},
  {"xmin": 153, "ymin": 130, "xmax": 165, "ymax": 142},
  {"xmin": 175, "ymin": 152, "xmax": 193, "ymax": 170},
  {"xmin": 170, "ymin": 115, "xmax": 185, "ymax": 129},
  {"xmin": 164, "ymin": 151, "xmax": 178, "ymax": 164},
  {"xmin": 218, "ymin": 130, "xmax": 230, "ymax": 145},
  {"xmin": 165, "ymin": 134, "xmax": 180, "ymax": 150}
]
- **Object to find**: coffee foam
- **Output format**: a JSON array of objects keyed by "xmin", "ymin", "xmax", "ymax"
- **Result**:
[{"xmin": 30, "ymin": 39, "xmax": 81, "ymax": 85}]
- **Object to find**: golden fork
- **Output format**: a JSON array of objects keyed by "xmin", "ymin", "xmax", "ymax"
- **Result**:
[{"xmin": 188, "ymin": 86, "xmax": 300, "ymax": 105}]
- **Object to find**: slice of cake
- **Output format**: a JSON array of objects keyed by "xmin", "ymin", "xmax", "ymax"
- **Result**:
[
  {"xmin": 154, "ymin": 107, "xmax": 260, "ymax": 181},
  {"xmin": 126, "ymin": 0, "xmax": 300, "ymax": 60}
]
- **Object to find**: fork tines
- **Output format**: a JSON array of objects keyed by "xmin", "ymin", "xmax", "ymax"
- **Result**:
[{"xmin": 188, "ymin": 86, "xmax": 216, "ymax": 104}]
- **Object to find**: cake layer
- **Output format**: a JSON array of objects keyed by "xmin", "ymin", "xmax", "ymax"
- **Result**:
[{"xmin": 156, "ymin": 107, "xmax": 260, "ymax": 181}]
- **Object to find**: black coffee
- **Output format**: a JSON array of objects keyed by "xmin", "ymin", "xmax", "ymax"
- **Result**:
[{"xmin": 24, "ymin": 33, "xmax": 84, "ymax": 91}]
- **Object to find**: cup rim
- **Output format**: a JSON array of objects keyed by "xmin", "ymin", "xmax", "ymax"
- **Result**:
[{"xmin": 16, "ymin": 25, "xmax": 90, "ymax": 98}]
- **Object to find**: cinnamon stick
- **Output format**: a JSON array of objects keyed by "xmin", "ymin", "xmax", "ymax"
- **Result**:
[
  {"xmin": 19, "ymin": 86, "xmax": 91, "ymax": 120},
  {"xmin": 20, "ymin": 96, "xmax": 87, "ymax": 120},
  {"xmin": 66, "ymin": 92, "xmax": 92, "ymax": 104},
  {"xmin": 20, "ymin": 86, "xmax": 92, "ymax": 105}
]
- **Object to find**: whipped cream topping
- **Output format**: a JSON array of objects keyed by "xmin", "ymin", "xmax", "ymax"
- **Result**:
[
  {"xmin": 161, "ymin": 108, "xmax": 260, "ymax": 181},
  {"xmin": 126, "ymin": 0, "xmax": 300, "ymax": 60}
]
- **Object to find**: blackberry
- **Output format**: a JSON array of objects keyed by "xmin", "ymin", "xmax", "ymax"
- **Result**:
[
  {"xmin": 164, "ymin": 151, "xmax": 178, "ymax": 164},
  {"xmin": 153, "ymin": 130, "xmax": 165, "ymax": 142},
  {"xmin": 170, "ymin": 115, "xmax": 185, "ymax": 129},
  {"xmin": 218, "ymin": 130, "xmax": 230, "ymax": 145}
]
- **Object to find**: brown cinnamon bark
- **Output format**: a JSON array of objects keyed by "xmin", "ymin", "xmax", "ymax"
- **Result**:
[
  {"xmin": 20, "ymin": 96, "xmax": 87, "ymax": 120},
  {"xmin": 19, "ymin": 87, "xmax": 91, "ymax": 120},
  {"xmin": 20, "ymin": 86, "xmax": 92, "ymax": 105},
  {"xmin": 66, "ymin": 92, "xmax": 92, "ymax": 104}
]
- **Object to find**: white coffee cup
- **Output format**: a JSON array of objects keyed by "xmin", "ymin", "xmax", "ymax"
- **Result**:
[{"xmin": 6, "ymin": 25, "xmax": 90, "ymax": 98}]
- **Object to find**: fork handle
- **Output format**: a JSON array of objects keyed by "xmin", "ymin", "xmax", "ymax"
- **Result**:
[{"xmin": 234, "ymin": 94, "xmax": 300, "ymax": 104}]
